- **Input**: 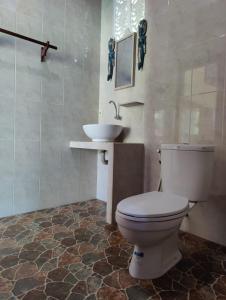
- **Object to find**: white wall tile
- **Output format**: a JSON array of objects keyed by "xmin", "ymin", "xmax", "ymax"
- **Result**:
[{"xmin": 0, "ymin": 0, "xmax": 101, "ymax": 217}]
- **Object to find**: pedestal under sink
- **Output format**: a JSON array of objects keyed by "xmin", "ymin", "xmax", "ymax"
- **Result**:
[{"xmin": 69, "ymin": 141, "xmax": 144, "ymax": 224}]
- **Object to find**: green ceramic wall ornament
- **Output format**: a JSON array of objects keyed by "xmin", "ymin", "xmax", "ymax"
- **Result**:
[
  {"xmin": 107, "ymin": 38, "xmax": 115, "ymax": 81},
  {"xmin": 138, "ymin": 19, "xmax": 147, "ymax": 70}
]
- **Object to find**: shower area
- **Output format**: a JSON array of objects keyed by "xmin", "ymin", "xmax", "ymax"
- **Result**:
[
  {"xmin": 0, "ymin": 0, "xmax": 146, "ymax": 219},
  {"xmin": 0, "ymin": 0, "xmax": 101, "ymax": 218}
]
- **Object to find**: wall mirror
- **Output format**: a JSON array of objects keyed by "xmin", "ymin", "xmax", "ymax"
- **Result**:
[{"xmin": 115, "ymin": 32, "xmax": 136, "ymax": 90}]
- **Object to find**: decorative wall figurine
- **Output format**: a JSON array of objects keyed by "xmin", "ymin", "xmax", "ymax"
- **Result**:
[
  {"xmin": 138, "ymin": 19, "xmax": 147, "ymax": 70},
  {"xmin": 107, "ymin": 38, "xmax": 115, "ymax": 81}
]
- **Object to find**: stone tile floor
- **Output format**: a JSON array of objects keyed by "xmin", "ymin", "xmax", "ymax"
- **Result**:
[{"xmin": 0, "ymin": 199, "xmax": 225, "ymax": 300}]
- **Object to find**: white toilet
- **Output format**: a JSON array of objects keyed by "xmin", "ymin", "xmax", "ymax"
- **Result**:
[{"xmin": 116, "ymin": 144, "xmax": 215, "ymax": 279}]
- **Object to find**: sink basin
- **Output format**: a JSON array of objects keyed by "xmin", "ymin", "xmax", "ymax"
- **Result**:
[{"xmin": 83, "ymin": 124, "xmax": 123, "ymax": 142}]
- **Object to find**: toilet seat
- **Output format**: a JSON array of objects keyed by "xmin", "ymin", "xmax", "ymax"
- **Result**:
[
  {"xmin": 116, "ymin": 209, "xmax": 187, "ymax": 223},
  {"xmin": 117, "ymin": 191, "xmax": 189, "ymax": 222}
]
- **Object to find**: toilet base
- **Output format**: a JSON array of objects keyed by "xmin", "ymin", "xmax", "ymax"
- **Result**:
[{"xmin": 129, "ymin": 232, "xmax": 182, "ymax": 279}]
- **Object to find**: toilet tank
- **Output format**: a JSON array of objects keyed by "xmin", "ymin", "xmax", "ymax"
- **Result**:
[{"xmin": 160, "ymin": 144, "xmax": 215, "ymax": 202}]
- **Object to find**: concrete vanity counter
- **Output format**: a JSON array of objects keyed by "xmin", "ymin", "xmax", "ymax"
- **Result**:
[{"xmin": 70, "ymin": 141, "xmax": 144, "ymax": 224}]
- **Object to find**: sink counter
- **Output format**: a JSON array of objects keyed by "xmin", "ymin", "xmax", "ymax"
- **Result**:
[
  {"xmin": 70, "ymin": 141, "xmax": 113, "ymax": 151},
  {"xmin": 69, "ymin": 141, "xmax": 143, "ymax": 151}
]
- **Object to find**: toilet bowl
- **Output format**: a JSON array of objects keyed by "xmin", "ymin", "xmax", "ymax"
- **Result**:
[
  {"xmin": 115, "ymin": 144, "xmax": 215, "ymax": 279},
  {"xmin": 116, "ymin": 191, "xmax": 189, "ymax": 279}
]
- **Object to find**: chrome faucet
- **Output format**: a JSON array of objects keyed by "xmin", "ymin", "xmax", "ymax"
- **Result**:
[{"xmin": 108, "ymin": 100, "xmax": 121, "ymax": 120}]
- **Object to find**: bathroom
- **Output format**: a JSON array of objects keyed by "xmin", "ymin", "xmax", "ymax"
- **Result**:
[{"xmin": 0, "ymin": 0, "xmax": 226, "ymax": 299}]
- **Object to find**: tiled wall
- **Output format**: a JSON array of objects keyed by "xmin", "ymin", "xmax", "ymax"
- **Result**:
[
  {"xmin": 0, "ymin": 0, "xmax": 101, "ymax": 217},
  {"xmin": 144, "ymin": 0, "xmax": 226, "ymax": 246},
  {"xmin": 99, "ymin": 0, "xmax": 226, "ymax": 246},
  {"xmin": 98, "ymin": 0, "xmax": 145, "ymax": 143},
  {"xmin": 97, "ymin": 0, "xmax": 146, "ymax": 202}
]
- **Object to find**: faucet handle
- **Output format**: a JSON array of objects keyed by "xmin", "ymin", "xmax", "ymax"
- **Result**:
[{"xmin": 115, "ymin": 115, "xmax": 122, "ymax": 120}]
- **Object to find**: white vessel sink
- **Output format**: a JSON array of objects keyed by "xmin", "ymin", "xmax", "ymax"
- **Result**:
[{"xmin": 83, "ymin": 124, "xmax": 123, "ymax": 142}]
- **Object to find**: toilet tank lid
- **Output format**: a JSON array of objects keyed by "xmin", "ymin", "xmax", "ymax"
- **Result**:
[{"xmin": 161, "ymin": 144, "xmax": 215, "ymax": 152}]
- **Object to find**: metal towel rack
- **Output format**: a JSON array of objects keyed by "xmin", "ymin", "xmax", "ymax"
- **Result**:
[{"xmin": 0, "ymin": 27, "xmax": 58, "ymax": 62}]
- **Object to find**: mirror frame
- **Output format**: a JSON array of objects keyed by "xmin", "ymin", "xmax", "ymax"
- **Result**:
[{"xmin": 115, "ymin": 32, "xmax": 136, "ymax": 90}]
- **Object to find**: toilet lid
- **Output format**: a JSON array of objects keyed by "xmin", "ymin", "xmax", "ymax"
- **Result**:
[{"xmin": 117, "ymin": 192, "xmax": 188, "ymax": 218}]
